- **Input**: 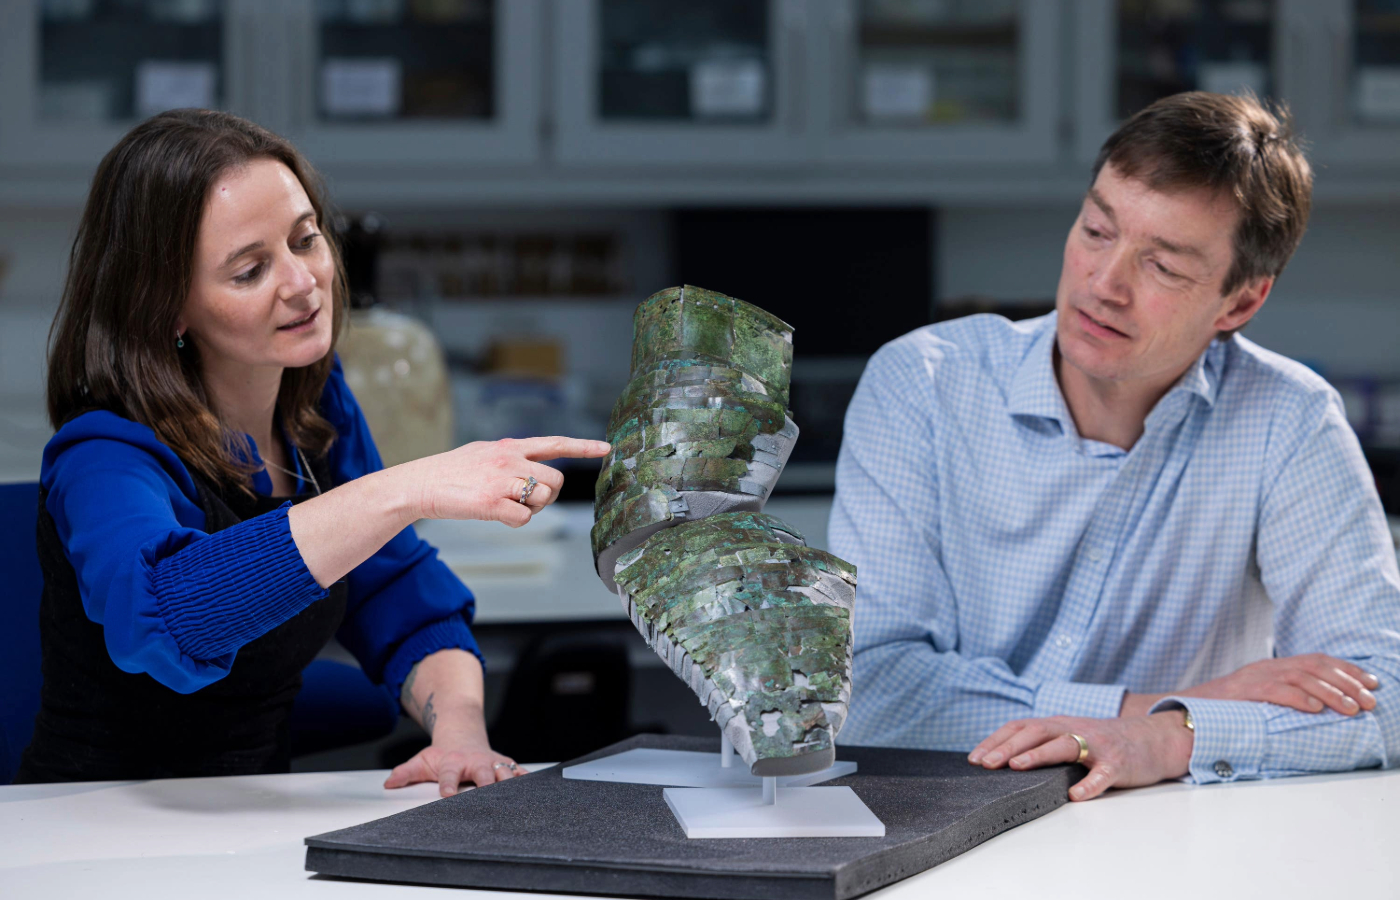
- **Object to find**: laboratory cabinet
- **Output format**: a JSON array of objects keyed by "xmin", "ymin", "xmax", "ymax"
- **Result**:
[
  {"xmin": 550, "ymin": 0, "xmax": 1064, "ymax": 167},
  {"xmin": 1073, "ymin": 0, "xmax": 1309, "ymax": 162},
  {"xmin": 814, "ymin": 0, "xmax": 1063, "ymax": 165},
  {"xmin": 0, "ymin": 0, "xmax": 255, "ymax": 167},
  {"xmin": 550, "ymin": 0, "xmax": 812, "ymax": 166},
  {"xmin": 1300, "ymin": 0, "xmax": 1400, "ymax": 166},
  {"xmin": 281, "ymin": 0, "xmax": 543, "ymax": 169},
  {"xmin": 0, "ymin": 0, "xmax": 541, "ymax": 173},
  {"xmin": 1, "ymin": 0, "xmax": 1397, "ymax": 198}
]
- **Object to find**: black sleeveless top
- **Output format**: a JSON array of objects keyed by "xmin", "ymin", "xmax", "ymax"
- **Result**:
[{"xmin": 16, "ymin": 453, "xmax": 348, "ymax": 783}]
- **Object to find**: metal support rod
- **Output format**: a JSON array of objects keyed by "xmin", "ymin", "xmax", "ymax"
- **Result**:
[
  {"xmin": 721, "ymin": 734, "xmax": 734, "ymax": 768},
  {"xmin": 763, "ymin": 776, "xmax": 777, "ymax": 806}
]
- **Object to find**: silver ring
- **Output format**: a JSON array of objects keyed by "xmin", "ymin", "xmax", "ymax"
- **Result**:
[
  {"xmin": 518, "ymin": 476, "xmax": 537, "ymax": 505},
  {"xmin": 493, "ymin": 762, "xmax": 519, "ymax": 771}
]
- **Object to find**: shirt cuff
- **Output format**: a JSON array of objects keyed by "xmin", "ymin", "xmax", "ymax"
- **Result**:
[
  {"xmin": 380, "ymin": 614, "xmax": 485, "ymax": 710},
  {"xmin": 1150, "ymin": 696, "xmax": 1267, "ymax": 784},
  {"xmin": 153, "ymin": 502, "xmax": 329, "ymax": 661},
  {"xmin": 1032, "ymin": 681, "xmax": 1127, "ymax": 720}
]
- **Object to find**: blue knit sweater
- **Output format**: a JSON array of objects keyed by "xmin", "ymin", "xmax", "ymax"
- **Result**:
[{"xmin": 39, "ymin": 358, "xmax": 480, "ymax": 705}]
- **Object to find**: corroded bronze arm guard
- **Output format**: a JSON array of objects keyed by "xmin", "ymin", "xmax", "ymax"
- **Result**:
[{"xmin": 592, "ymin": 285, "xmax": 857, "ymax": 777}]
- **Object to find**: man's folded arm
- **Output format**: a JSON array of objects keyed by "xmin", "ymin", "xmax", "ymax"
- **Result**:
[
  {"xmin": 831, "ymin": 344, "xmax": 1125, "ymax": 752},
  {"xmin": 1154, "ymin": 389, "xmax": 1400, "ymax": 783}
]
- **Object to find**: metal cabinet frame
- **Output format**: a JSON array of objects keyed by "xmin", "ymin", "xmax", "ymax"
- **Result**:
[
  {"xmin": 1072, "ymin": 0, "xmax": 1310, "ymax": 163},
  {"xmin": 550, "ymin": 0, "xmax": 813, "ymax": 167},
  {"xmin": 815, "ymin": 0, "xmax": 1063, "ymax": 166}
]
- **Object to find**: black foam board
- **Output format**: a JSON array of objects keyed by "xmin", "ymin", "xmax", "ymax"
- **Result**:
[{"xmin": 305, "ymin": 734, "xmax": 1082, "ymax": 900}]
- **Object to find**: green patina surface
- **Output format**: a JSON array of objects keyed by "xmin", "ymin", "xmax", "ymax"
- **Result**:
[
  {"xmin": 607, "ymin": 386, "xmax": 788, "ymax": 443},
  {"xmin": 613, "ymin": 513, "xmax": 857, "ymax": 761},
  {"xmin": 589, "ymin": 482, "xmax": 681, "ymax": 561},
  {"xmin": 629, "ymin": 286, "xmax": 793, "ymax": 408},
  {"xmin": 615, "ymin": 362, "xmax": 772, "ymax": 406},
  {"xmin": 596, "ymin": 454, "xmax": 754, "ymax": 510}
]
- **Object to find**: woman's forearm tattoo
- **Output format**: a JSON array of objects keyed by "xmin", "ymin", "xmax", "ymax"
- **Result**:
[{"xmin": 421, "ymin": 692, "xmax": 437, "ymax": 736}]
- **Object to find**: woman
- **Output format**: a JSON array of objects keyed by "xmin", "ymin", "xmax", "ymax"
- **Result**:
[{"xmin": 16, "ymin": 109, "xmax": 608, "ymax": 794}]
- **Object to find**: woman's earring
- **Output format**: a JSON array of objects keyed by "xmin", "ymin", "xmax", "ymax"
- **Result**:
[{"xmin": 176, "ymin": 330, "xmax": 185, "ymax": 349}]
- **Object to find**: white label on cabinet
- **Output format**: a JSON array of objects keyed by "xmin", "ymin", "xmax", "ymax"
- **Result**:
[
  {"xmin": 322, "ymin": 58, "xmax": 402, "ymax": 117},
  {"xmin": 863, "ymin": 64, "xmax": 932, "ymax": 121},
  {"xmin": 135, "ymin": 61, "xmax": 216, "ymax": 117},
  {"xmin": 690, "ymin": 59, "xmax": 766, "ymax": 117},
  {"xmin": 1356, "ymin": 67, "xmax": 1400, "ymax": 121},
  {"xmin": 1197, "ymin": 62, "xmax": 1266, "ymax": 99}
]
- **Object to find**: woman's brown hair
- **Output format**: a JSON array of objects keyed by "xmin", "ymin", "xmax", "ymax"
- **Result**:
[{"xmin": 46, "ymin": 109, "xmax": 349, "ymax": 490}]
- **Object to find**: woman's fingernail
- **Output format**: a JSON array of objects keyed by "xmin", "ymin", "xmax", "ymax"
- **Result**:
[
  {"xmin": 985, "ymin": 752, "xmax": 1003, "ymax": 766},
  {"xmin": 968, "ymin": 752, "xmax": 982, "ymax": 764},
  {"xmin": 1070, "ymin": 785, "xmax": 1084, "ymax": 800}
]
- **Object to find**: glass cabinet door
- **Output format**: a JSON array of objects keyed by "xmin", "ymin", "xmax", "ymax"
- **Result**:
[
  {"xmin": 552, "ymin": 0, "xmax": 810, "ymax": 166},
  {"xmin": 0, "ymin": 0, "xmax": 250, "ymax": 167},
  {"xmin": 286, "ymin": 0, "xmax": 541, "ymax": 167},
  {"xmin": 1074, "ymin": 0, "xmax": 1299, "ymax": 161},
  {"xmin": 1306, "ymin": 0, "xmax": 1400, "ymax": 163},
  {"xmin": 820, "ymin": 0, "xmax": 1061, "ymax": 164}
]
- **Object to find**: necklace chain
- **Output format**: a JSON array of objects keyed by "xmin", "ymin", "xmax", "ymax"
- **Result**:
[{"xmin": 262, "ymin": 446, "xmax": 321, "ymax": 496}]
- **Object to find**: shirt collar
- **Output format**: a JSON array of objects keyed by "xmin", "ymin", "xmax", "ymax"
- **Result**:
[
  {"xmin": 1007, "ymin": 312, "xmax": 1224, "ymax": 430},
  {"xmin": 1007, "ymin": 313, "xmax": 1074, "ymax": 433},
  {"xmin": 1171, "ymin": 339, "xmax": 1223, "ymax": 409}
]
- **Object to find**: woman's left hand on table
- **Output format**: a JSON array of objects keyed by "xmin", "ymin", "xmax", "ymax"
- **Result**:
[{"xmin": 384, "ymin": 738, "xmax": 524, "ymax": 797}]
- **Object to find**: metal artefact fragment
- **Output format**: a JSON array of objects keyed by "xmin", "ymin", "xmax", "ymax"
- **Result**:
[
  {"xmin": 613, "ymin": 512, "xmax": 856, "ymax": 775},
  {"xmin": 593, "ymin": 286, "xmax": 857, "ymax": 777},
  {"xmin": 591, "ymin": 286, "xmax": 799, "ymax": 591}
]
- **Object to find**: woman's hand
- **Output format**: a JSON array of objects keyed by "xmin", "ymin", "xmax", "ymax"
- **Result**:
[
  {"xmin": 384, "ymin": 736, "xmax": 524, "ymax": 797},
  {"xmin": 403, "ymin": 436, "xmax": 610, "ymax": 526},
  {"xmin": 387, "ymin": 650, "xmax": 519, "ymax": 798}
]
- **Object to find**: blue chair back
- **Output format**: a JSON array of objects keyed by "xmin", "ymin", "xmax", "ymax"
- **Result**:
[{"xmin": 0, "ymin": 482, "xmax": 44, "ymax": 784}]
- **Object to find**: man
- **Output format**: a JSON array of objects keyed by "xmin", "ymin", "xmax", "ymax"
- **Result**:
[{"xmin": 831, "ymin": 92, "xmax": 1399, "ymax": 801}]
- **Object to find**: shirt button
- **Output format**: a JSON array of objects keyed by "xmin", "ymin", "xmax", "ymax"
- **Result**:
[
  {"xmin": 1086, "ymin": 548, "xmax": 1102, "ymax": 562},
  {"xmin": 1054, "ymin": 634, "xmax": 1074, "ymax": 649},
  {"xmin": 1213, "ymin": 760, "xmax": 1234, "ymax": 779}
]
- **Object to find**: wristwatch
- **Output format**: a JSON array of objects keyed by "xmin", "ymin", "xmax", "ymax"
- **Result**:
[{"xmin": 1181, "ymin": 707, "xmax": 1195, "ymax": 732}]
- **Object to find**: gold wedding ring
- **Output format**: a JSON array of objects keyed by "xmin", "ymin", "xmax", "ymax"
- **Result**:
[
  {"xmin": 1069, "ymin": 733, "xmax": 1090, "ymax": 764},
  {"xmin": 518, "ymin": 476, "xmax": 538, "ymax": 505}
]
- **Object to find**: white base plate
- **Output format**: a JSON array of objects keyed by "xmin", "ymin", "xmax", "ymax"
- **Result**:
[
  {"xmin": 562, "ymin": 748, "xmax": 857, "ymax": 788},
  {"xmin": 664, "ymin": 786, "xmax": 886, "ymax": 838}
]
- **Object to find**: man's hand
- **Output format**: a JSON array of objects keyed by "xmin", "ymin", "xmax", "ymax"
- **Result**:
[
  {"xmin": 968, "ymin": 712, "xmax": 1193, "ymax": 801},
  {"xmin": 1121, "ymin": 654, "xmax": 1379, "ymax": 718}
]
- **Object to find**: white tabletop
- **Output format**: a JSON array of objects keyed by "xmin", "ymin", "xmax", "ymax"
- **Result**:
[{"xmin": 2, "ymin": 766, "xmax": 1396, "ymax": 899}]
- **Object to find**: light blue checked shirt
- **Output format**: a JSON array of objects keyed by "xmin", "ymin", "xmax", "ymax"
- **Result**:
[{"xmin": 830, "ymin": 312, "xmax": 1400, "ymax": 783}]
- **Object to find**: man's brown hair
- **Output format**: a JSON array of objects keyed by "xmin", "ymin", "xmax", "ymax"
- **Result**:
[
  {"xmin": 46, "ymin": 109, "xmax": 349, "ymax": 491},
  {"xmin": 1093, "ymin": 91, "xmax": 1313, "ymax": 304}
]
